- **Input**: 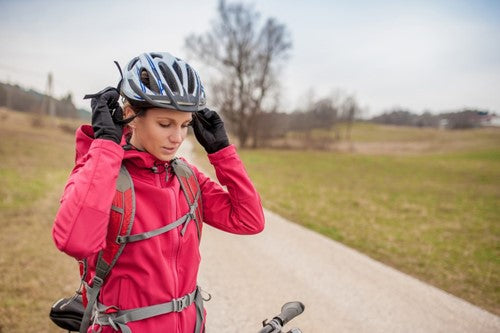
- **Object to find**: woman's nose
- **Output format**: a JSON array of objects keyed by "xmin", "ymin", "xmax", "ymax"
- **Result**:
[{"xmin": 169, "ymin": 127, "xmax": 183, "ymax": 143}]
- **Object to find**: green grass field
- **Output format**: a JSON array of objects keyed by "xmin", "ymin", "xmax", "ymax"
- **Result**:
[
  {"xmin": 237, "ymin": 125, "xmax": 500, "ymax": 315},
  {"xmin": 0, "ymin": 110, "xmax": 81, "ymax": 332}
]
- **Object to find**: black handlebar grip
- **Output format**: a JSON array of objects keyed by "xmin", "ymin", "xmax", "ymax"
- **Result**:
[{"xmin": 276, "ymin": 301, "xmax": 305, "ymax": 326}]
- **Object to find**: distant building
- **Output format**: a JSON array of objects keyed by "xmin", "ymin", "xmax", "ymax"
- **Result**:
[
  {"xmin": 438, "ymin": 118, "xmax": 448, "ymax": 129},
  {"xmin": 480, "ymin": 114, "xmax": 500, "ymax": 127}
]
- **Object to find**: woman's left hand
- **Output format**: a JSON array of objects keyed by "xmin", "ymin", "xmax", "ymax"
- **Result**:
[{"xmin": 192, "ymin": 108, "xmax": 229, "ymax": 154}]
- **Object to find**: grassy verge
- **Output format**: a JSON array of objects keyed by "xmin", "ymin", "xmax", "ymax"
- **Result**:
[
  {"xmin": 198, "ymin": 124, "xmax": 500, "ymax": 315},
  {"xmin": 283, "ymin": 122, "xmax": 500, "ymax": 154},
  {"xmin": 0, "ymin": 110, "xmax": 82, "ymax": 332}
]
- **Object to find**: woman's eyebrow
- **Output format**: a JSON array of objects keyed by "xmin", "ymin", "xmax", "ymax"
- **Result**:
[{"xmin": 156, "ymin": 117, "xmax": 192, "ymax": 123}]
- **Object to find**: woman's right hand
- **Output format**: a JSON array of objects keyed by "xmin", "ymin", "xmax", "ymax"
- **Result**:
[{"xmin": 85, "ymin": 87, "xmax": 123, "ymax": 144}]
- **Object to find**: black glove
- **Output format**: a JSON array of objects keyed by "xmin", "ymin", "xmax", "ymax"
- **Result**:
[
  {"xmin": 84, "ymin": 87, "xmax": 123, "ymax": 144},
  {"xmin": 192, "ymin": 108, "xmax": 230, "ymax": 154}
]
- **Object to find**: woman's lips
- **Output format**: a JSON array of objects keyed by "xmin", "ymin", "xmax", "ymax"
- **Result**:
[{"xmin": 162, "ymin": 147, "xmax": 177, "ymax": 154}]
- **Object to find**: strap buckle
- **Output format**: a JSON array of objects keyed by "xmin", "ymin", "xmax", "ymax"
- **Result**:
[
  {"xmin": 188, "ymin": 201, "xmax": 198, "ymax": 219},
  {"xmin": 92, "ymin": 276, "xmax": 104, "ymax": 288},
  {"xmin": 172, "ymin": 296, "xmax": 188, "ymax": 312}
]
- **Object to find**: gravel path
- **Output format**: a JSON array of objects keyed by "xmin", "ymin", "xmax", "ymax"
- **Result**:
[{"xmin": 179, "ymin": 141, "xmax": 500, "ymax": 333}]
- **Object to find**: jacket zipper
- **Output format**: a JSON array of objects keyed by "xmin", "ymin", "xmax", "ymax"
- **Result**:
[
  {"xmin": 154, "ymin": 170, "xmax": 162, "ymax": 188},
  {"xmin": 171, "ymin": 185, "xmax": 182, "ymax": 333},
  {"xmin": 160, "ymin": 167, "xmax": 182, "ymax": 332}
]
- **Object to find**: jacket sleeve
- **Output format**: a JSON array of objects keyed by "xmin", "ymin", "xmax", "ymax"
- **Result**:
[
  {"xmin": 52, "ymin": 135, "xmax": 124, "ymax": 260},
  {"xmin": 192, "ymin": 144, "xmax": 265, "ymax": 234}
]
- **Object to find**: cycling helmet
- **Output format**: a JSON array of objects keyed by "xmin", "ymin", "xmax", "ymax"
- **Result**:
[{"xmin": 120, "ymin": 52, "xmax": 206, "ymax": 112}]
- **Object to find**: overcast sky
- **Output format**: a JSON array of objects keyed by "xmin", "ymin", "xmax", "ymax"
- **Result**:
[{"xmin": 0, "ymin": 0, "xmax": 499, "ymax": 117}]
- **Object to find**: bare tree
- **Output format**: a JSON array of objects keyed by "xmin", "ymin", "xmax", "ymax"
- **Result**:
[
  {"xmin": 341, "ymin": 96, "xmax": 360, "ymax": 141},
  {"xmin": 185, "ymin": 0, "xmax": 292, "ymax": 148}
]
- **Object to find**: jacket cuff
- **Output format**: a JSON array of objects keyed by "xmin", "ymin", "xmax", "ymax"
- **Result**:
[
  {"xmin": 207, "ymin": 144, "xmax": 237, "ymax": 163},
  {"xmin": 89, "ymin": 138, "xmax": 125, "ymax": 159}
]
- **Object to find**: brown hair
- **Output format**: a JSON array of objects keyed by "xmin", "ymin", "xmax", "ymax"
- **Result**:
[{"xmin": 119, "ymin": 100, "xmax": 148, "ymax": 126}]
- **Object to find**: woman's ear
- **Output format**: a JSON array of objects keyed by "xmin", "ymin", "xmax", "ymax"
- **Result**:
[
  {"xmin": 124, "ymin": 105, "xmax": 135, "ymax": 119},
  {"xmin": 124, "ymin": 105, "xmax": 136, "ymax": 128}
]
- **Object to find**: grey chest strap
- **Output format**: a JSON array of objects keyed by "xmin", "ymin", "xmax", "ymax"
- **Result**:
[{"xmin": 116, "ymin": 200, "xmax": 199, "ymax": 244}]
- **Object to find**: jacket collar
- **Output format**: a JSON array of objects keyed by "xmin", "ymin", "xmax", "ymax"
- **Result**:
[
  {"xmin": 76, "ymin": 125, "xmax": 173, "ymax": 179},
  {"xmin": 123, "ymin": 148, "xmax": 171, "ymax": 173}
]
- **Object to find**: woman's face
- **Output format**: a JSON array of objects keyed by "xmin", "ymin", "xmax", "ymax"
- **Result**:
[{"xmin": 128, "ymin": 107, "xmax": 192, "ymax": 161}]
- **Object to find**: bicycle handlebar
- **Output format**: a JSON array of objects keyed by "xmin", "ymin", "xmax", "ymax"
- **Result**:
[
  {"xmin": 258, "ymin": 301, "xmax": 305, "ymax": 333},
  {"xmin": 277, "ymin": 301, "xmax": 305, "ymax": 326}
]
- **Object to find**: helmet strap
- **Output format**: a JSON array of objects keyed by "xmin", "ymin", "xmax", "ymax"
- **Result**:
[
  {"xmin": 116, "ymin": 109, "xmax": 145, "ymax": 125},
  {"xmin": 114, "ymin": 60, "xmax": 124, "ymax": 92}
]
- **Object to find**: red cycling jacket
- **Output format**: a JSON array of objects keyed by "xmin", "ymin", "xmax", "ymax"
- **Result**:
[{"xmin": 52, "ymin": 125, "xmax": 265, "ymax": 332}]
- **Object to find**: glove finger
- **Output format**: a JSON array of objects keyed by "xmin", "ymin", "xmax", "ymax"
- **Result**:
[
  {"xmin": 198, "ymin": 109, "xmax": 225, "ymax": 128},
  {"xmin": 90, "ymin": 98, "xmax": 98, "ymax": 111},
  {"xmin": 200, "ymin": 108, "xmax": 217, "ymax": 121},
  {"xmin": 193, "ymin": 110, "xmax": 212, "ymax": 129},
  {"xmin": 202, "ymin": 109, "xmax": 224, "ymax": 127},
  {"xmin": 92, "ymin": 106, "xmax": 113, "ymax": 123},
  {"xmin": 91, "ymin": 98, "xmax": 112, "ymax": 115},
  {"xmin": 191, "ymin": 113, "xmax": 208, "ymax": 136},
  {"xmin": 102, "ymin": 89, "xmax": 120, "ymax": 106},
  {"xmin": 196, "ymin": 108, "xmax": 210, "ymax": 117},
  {"xmin": 83, "ymin": 86, "xmax": 118, "ymax": 100},
  {"xmin": 112, "ymin": 106, "xmax": 123, "ymax": 123}
]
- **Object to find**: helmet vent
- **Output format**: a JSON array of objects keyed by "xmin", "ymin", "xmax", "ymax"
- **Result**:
[
  {"xmin": 141, "ymin": 69, "xmax": 160, "ymax": 93},
  {"xmin": 186, "ymin": 64, "xmax": 195, "ymax": 94},
  {"xmin": 128, "ymin": 57, "xmax": 139, "ymax": 70},
  {"xmin": 140, "ymin": 69, "xmax": 149, "ymax": 86},
  {"xmin": 159, "ymin": 63, "xmax": 179, "ymax": 94},
  {"xmin": 172, "ymin": 62, "xmax": 183, "ymax": 85}
]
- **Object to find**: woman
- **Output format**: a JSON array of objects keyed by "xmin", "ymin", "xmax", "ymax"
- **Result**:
[{"xmin": 52, "ymin": 52, "xmax": 265, "ymax": 332}]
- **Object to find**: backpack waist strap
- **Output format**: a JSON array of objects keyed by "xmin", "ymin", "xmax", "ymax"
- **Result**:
[{"xmin": 93, "ymin": 287, "xmax": 198, "ymax": 333}]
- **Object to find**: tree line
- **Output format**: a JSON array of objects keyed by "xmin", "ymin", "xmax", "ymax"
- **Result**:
[
  {"xmin": 0, "ymin": 82, "xmax": 88, "ymax": 120},
  {"xmin": 370, "ymin": 108, "xmax": 493, "ymax": 129}
]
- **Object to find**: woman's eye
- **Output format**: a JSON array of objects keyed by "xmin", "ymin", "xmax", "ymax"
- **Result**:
[
  {"xmin": 159, "ymin": 123, "xmax": 171, "ymax": 128},
  {"xmin": 183, "ymin": 122, "xmax": 193, "ymax": 128}
]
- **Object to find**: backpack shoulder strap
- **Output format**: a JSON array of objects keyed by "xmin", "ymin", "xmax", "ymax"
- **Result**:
[
  {"xmin": 96, "ymin": 164, "xmax": 136, "ymax": 277},
  {"xmin": 171, "ymin": 158, "xmax": 203, "ymax": 239},
  {"xmin": 80, "ymin": 164, "xmax": 135, "ymax": 333}
]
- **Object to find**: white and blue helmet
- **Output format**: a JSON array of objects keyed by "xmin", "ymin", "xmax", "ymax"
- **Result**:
[{"xmin": 120, "ymin": 52, "xmax": 206, "ymax": 112}]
